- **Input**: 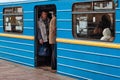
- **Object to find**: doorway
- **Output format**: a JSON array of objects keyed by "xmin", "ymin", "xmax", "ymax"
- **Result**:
[{"xmin": 35, "ymin": 4, "xmax": 57, "ymax": 72}]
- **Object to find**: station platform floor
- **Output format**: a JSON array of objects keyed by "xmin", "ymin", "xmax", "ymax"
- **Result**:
[{"xmin": 0, "ymin": 60, "xmax": 75, "ymax": 80}]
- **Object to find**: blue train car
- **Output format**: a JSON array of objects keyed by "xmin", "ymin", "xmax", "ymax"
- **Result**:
[{"xmin": 0, "ymin": 0, "xmax": 120, "ymax": 80}]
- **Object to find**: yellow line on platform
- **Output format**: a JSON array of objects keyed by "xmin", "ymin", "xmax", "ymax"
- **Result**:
[{"xmin": 56, "ymin": 38, "xmax": 120, "ymax": 49}]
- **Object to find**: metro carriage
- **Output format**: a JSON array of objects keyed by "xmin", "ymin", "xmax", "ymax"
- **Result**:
[{"xmin": 0, "ymin": 0, "xmax": 120, "ymax": 80}]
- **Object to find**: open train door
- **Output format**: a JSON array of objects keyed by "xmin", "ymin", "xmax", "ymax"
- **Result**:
[{"xmin": 34, "ymin": 4, "xmax": 57, "ymax": 71}]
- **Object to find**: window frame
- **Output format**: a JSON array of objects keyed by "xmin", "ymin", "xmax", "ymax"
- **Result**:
[
  {"xmin": 72, "ymin": 1, "xmax": 115, "ymax": 42},
  {"xmin": 3, "ymin": 6, "xmax": 23, "ymax": 34}
]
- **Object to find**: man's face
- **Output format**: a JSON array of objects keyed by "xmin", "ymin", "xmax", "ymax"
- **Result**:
[{"xmin": 41, "ymin": 12, "xmax": 47, "ymax": 20}]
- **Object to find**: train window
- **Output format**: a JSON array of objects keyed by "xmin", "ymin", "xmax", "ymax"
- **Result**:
[
  {"xmin": 3, "ymin": 7, "xmax": 23, "ymax": 33},
  {"xmin": 72, "ymin": 1, "xmax": 115, "ymax": 42}
]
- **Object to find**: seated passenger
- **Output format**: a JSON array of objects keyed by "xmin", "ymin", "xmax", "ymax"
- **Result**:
[
  {"xmin": 93, "ymin": 14, "xmax": 112, "ymax": 39},
  {"xmin": 100, "ymin": 28, "xmax": 112, "ymax": 41}
]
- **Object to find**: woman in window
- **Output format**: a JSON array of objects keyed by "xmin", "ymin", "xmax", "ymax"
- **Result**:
[{"xmin": 93, "ymin": 14, "xmax": 114, "ymax": 41}]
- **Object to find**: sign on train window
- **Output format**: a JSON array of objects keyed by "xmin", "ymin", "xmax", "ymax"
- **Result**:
[
  {"xmin": 3, "ymin": 7, "xmax": 23, "ymax": 33},
  {"xmin": 72, "ymin": 1, "xmax": 115, "ymax": 42},
  {"xmin": 94, "ymin": 1, "xmax": 114, "ymax": 10}
]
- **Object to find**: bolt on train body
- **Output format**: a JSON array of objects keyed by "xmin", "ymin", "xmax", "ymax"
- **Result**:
[{"xmin": 0, "ymin": 0, "xmax": 120, "ymax": 80}]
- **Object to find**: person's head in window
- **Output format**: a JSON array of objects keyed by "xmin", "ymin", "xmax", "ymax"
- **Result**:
[
  {"xmin": 93, "ymin": 14, "xmax": 112, "ymax": 35},
  {"xmin": 101, "ymin": 14, "xmax": 111, "ymax": 29},
  {"xmin": 41, "ymin": 11, "xmax": 48, "ymax": 20}
]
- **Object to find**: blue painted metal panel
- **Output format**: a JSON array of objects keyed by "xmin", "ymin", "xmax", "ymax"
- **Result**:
[
  {"xmin": 0, "ymin": 21, "xmax": 3, "ymax": 27},
  {"xmin": 58, "ymin": 65, "xmax": 120, "ymax": 80},
  {"xmin": 58, "ymin": 49, "xmax": 120, "ymax": 66},
  {"xmin": 57, "ymin": 21, "xmax": 72, "ymax": 29},
  {"xmin": 58, "ymin": 57, "xmax": 120, "ymax": 76},
  {"xmin": 24, "ymin": 22, "xmax": 34, "ymax": 27},
  {"xmin": 57, "ymin": 42, "xmax": 120, "ymax": 80},
  {"xmin": 0, "ymin": 14, "xmax": 2, "ymax": 19},
  {"xmin": 116, "ymin": 22, "xmax": 120, "ymax": 31},
  {"xmin": 116, "ymin": 9, "xmax": 120, "ymax": 19},
  {"xmin": 57, "ymin": 30, "xmax": 73, "ymax": 39},
  {"xmin": 58, "ymin": 42, "xmax": 120, "ymax": 58},
  {"xmin": 114, "ymin": 34, "xmax": 120, "ymax": 43},
  {"xmin": 0, "ymin": 37, "xmax": 34, "ymax": 44},
  {"xmin": 0, "ymin": 36, "xmax": 34, "ymax": 67},
  {"xmin": 23, "ymin": 29, "xmax": 34, "ymax": 36},
  {"xmin": 0, "ymin": 7, "xmax": 3, "ymax": 12},
  {"xmin": 57, "ymin": 1, "xmax": 72, "ymax": 10},
  {"xmin": 0, "ymin": 53, "xmax": 34, "ymax": 67},
  {"xmin": 0, "ymin": 41, "xmax": 34, "ymax": 51},
  {"xmin": 0, "ymin": 27, "xmax": 3, "ymax": 32},
  {"xmin": 0, "ymin": 47, "xmax": 34, "ymax": 58},
  {"xmin": 57, "ymin": 11, "xmax": 72, "ymax": 19},
  {"xmin": 24, "ymin": 13, "xmax": 34, "ymax": 19}
]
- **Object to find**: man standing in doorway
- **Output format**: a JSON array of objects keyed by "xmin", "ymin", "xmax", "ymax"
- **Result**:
[
  {"xmin": 49, "ymin": 12, "xmax": 56, "ymax": 70},
  {"xmin": 38, "ymin": 11, "xmax": 49, "ymax": 45},
  {"xmin": 37, "ymin": 11, "xmax": 50, "ymax": 65}
]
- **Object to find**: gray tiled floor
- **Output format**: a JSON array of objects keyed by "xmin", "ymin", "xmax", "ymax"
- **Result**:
[{"xmin": 0, "ymin": 60, "xmax": 75, "ymax": 80}]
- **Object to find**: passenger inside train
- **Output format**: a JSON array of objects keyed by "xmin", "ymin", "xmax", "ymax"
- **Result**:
[
  {"xmin": 36, "ymin": 5, "xmax": 56, "ymax": 72},
  {"xmin": 72, "ymin": 1, "xmax": 115, "ymax": 42},
  {"xmin": 93, "ymin": 14, "xmax": 114, "ymax": 41}
]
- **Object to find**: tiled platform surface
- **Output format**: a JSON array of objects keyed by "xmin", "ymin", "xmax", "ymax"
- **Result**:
[{"xmin": 0, "ymin": 60, "xmax": 76, "ymax": 80}]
